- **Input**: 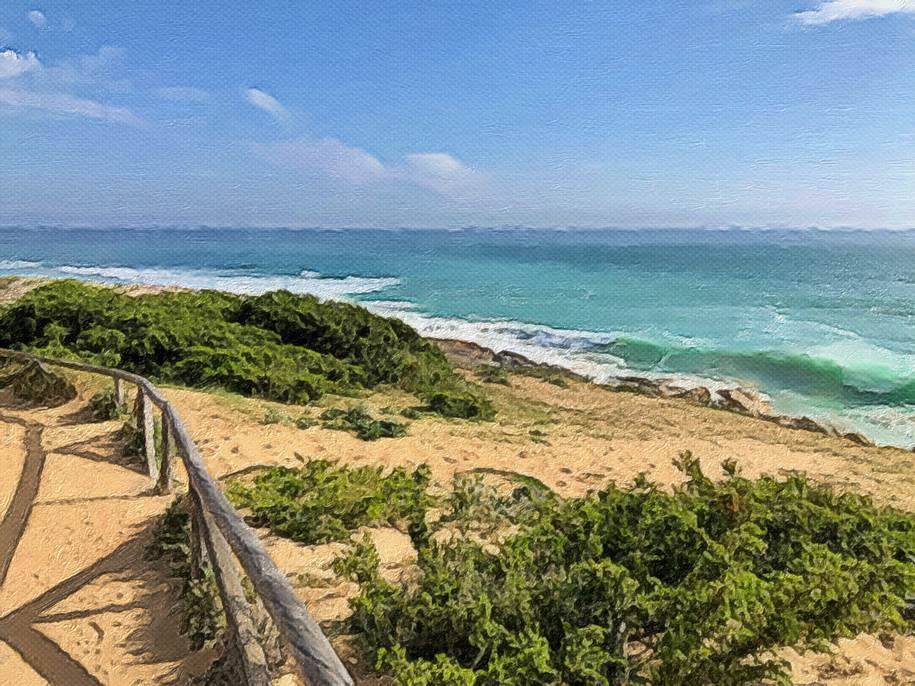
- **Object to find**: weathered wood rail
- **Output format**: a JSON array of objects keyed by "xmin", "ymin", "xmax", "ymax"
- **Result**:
[{"xmin": 0, "ymin": 348, "xmax": 355, "ymax": 686}]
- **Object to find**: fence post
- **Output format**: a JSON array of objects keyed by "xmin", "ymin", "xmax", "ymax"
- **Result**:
[
  {"xmin": 157, "ymin": 414, "xmax": 176, "ymax": 494},
  {"xmin": 191, "ymin": 490, "xmax": 273, "ymax": 686},
  {"xmin": 114, "ymin": 377, "xmax": 125, "ymax": 407},
  {"xmin": 187, "ymin": 493, "xmax": 208, "ymax": 580},
  {"xmin": 137, "ymin": 388, "xmax": 159, "ymax": 484}
]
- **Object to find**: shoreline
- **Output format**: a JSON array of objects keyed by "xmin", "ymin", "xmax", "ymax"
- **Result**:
[
  {"xmin": 0, "ymin": 275, "xmax": 893, "ymax": 449},
  {"xmin": 433, "ymin": 337, "xmax": 879, "ymax": 448}
]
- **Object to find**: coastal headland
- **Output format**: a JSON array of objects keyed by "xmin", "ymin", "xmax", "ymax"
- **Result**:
[{"xmin": 1, "ymin": 275, "xmax": 914, "ymax": 684}]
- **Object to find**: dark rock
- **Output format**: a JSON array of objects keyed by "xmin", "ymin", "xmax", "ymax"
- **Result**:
[
  {"xmin": 839, "ymin": 431, "xmax": 874, "ymax": 447},
  {"xmin": 669, "ymin": 386, "xmax": 713, "ymax": 405},
  {"xmin": 715, "ymin": 388, "xmax": 773, "ymax": 418},
  {"xmin": 772, "ymin": 415, "xmax": 829, "ymax": 435},
  {"xmin": 609, "ymin": 376, "xmax": 666, "ymax": 396},
  {"xmin": 434, "ymin": 338, "xmax": 498, "ymax": 368}
]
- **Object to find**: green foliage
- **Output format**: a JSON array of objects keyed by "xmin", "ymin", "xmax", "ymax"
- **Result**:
[
  {"xmin": 88, "ymin": 388, "xmax": 126, "ymax": 421},
  {"xmin": 517, "ymin": 366, "xmax": 569, "ymax": 388},
  {"xmin": 320, "ymin": 405, "xmax": 408, "ymax": 440},
  {"xmin": 147, "ymin": 500, "xmax": 225, "ymax": 650},
  {"xmin": 425, "ymin": 390, "xmax": 496, "ymax": 420},
  {"xmin": 294, "ymin": 414, "xmax": 319, "ymax": 430},
  {"xmin": 262, "ymin": 407, "xmax": 286, "ymax": 425},
  {"xmin": 0, "ymin": 360, "xmax": 76, "ymax": 406},
  {"xmin": 121, "ymin": 412, "xmax": 161, "ymax": 463},
  {"xmin": 226, "ymin": 459, "xmax": 434, "ymax": 546},
  {"xmin": 476, "ymin": 365, "xmax": 510, "ymax": 386},
  {"xmin": 0, "ymin": 280, "xmax": 491, "ymax": 415},
  {"xmin": 341, "ymin": 454, "xmax": 915, "ymax": 686}
]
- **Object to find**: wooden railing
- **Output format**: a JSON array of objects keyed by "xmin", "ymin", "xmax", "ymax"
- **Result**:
[{"xmin": 0, "ymin": 349, "xmax": 355, "ymax": 686}]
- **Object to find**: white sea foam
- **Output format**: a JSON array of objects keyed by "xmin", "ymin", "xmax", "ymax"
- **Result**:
[
  {"xmin": 0, "ymin": 260, "xmax": 42, "ymax": 269},
  {"xmin": 48, "ymin": 264, "xmax": 399, "ymax": 298},
  {"xmin": 2, "ymin": 259, "xmax": 910, "ymax": 447},
  {"xmin": 364, "ymin": 300, "xmax": 725, "ymax": 390}
]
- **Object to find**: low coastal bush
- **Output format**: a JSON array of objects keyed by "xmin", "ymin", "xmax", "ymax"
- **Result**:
[
  {"xmin": 0, "ymin": 360, "xmax": 76, "ymax": 406},
  {"xmin": 226, "ymin": 459, "xmax": 433, "ymax": 546},
  {"xmin": 0, "ymin": 280, "xmax": 491, "ymax": 415},
  {"xmin": 331, "ymin": 454, "xmax": 915, "ymax": 686},
  {"xmin": 424, "ymin": 390, "xmax": 495, "ymax": 420},
  {"xmin": 320, "ymin": 405, "xmax": 408, "ymax": 440},
  {"xmin": 262, "ymin": 407, "xmax": 286, "ymax": 425},
  {"xmin": 476, "ymin": 365, "xmax": 510, "ymax": 385},
  {"xmin": 88, "ymin": 388, "xmax": 126, "ymax": 420},
  {"xmin": 294, "ymin": 414, "xmax": 319, "ymax": 430}
]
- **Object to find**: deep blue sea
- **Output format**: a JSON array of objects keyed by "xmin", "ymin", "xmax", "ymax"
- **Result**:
[{"xmin": 1, "ymin": 227, "xmax": 913, "ymax": 448}]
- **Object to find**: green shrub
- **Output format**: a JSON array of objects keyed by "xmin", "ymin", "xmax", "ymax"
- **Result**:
[
  {"xmin": 226, "ymin": 460, "xmax": 434, "ymax": 546},
  {"xmin": 0, "ymin": 280, "xmax": 491, "ymax": 418},
  {"xmin": 476, "ymin": 365, "xmax": 510, "ymax": 385},
  {"xmin": 400, "ymin": 407, "xmax": 424, "ymax": 419},
  {"xmin": 262, "ymin": 407, "xmax": 286, "ymax": 425},
  {"xmin": 89, "ymin": 388, "xmax": 126, "ymax": 421},
  {"xmin": 340, "ymin": 454, "xmax": 915, "ymax": 686},
  {"xmin": 425, "ymin": 390, "xmax": 495, "ymax": 421},
  {"xmin": 295, "ymin": 414, "xmax": 319, "ymax": 430},
  {"xmin": 0, "ymin": 360, "xmax": 76, "ymax": 406},
  {"xmin": 320, "ymin": 405, "xmax": 408, "ymax": 440},
  {"xmin": 518, "ymin": 366, "xmax": 568, "ymax": 388},
  {"xmin": 121, "ymin": 411, "xmax": 161, "ymax": 463}
]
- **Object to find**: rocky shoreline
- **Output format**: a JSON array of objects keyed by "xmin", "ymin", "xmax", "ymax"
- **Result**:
[{"xmin": 434, "ymin": 338, "xmax": 875, "ymax": 448}]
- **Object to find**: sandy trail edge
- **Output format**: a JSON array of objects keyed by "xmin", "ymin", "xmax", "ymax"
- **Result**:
[{"xmin": 0, "ymin": 388, "xmax": 208, "ymax": 685}]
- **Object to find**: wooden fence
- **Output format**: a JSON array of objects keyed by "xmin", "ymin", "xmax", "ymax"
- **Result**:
[{"xmin": 0, "ymin": 348, "xmax": 355, "ymax": 686}]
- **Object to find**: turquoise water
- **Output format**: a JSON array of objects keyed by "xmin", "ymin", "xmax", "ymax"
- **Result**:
[{"xmin": 1, "ymin": 227, "xmax": 913, "ymax": 448}]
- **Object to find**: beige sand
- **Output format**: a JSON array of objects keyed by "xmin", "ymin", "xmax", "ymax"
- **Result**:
[
  {"xmin": 154, "ymin": 367, "xmax": 915, "ymax": 685},
  {"xmin": 0, "ymin": 386, "xmax": 208, "ymax": 685}
]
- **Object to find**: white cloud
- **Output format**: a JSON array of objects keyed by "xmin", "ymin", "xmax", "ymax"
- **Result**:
[
  {"xmin": 794, "ymin": 0, "xmax": 915, "ymax": 25},
  {"xmin": 0, "ymin": 48, "xmax": 41, "ymax": 79},
  {"xmin": 28, "ymin": 10, "xmax": 47, "ymax": 29},
  {"xmin": 0, "ymin": 87, "xmax": 144, "ymax": 125},
  {"xmin": 245, "ymin": 87, "xmax": 288, "ymax": 121},
  {"xmin": 257, "ymin": 134, "xmax": 487, "ymax": 199},
  {"xmin": 257, "ymin": 137, "xmax": 386, "ymax": 183},
  {"xmin": 157, "ymin": 85, "xmax": 209, "ymax": 102},
  {"xmin": 38, "ymin": 46, "xmax": 130, "ymax": 93},
  {"xmin": 403, "ymin": 152, "xmax": 484, "ymax": 199}
]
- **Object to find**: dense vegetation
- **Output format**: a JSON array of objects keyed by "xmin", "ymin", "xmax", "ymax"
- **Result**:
[
  {"xmin": 0, "ymin": 280, "xmax": 490, "ymax": 416},
  {"xmin": 227, "ymin": 459, "xmax": 432, "ymax": 546},
  {"xmin": 320, "ymin": 405, "xmax": 408, "ymax": 440},
  {"xmin": 237, "ymin": 456, "xmax": 915, "ymax": 686}
]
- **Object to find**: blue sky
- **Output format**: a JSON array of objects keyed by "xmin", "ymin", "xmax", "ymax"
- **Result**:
[{"xmin": 1, "ymin": 0, "xmax": 913, "ymax": 228}]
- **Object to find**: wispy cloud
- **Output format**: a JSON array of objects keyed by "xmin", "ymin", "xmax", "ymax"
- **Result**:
[
  {"xmin": 245, "ymin": 87, "xmax": 288, "ymax": 121},
  {"xmin": 0, "ymin": 87, "xmax": 144, "ymax": 125},
  {"xmin": 157, "ymin": 85, "xmax": 209, "ymax": 102},
  {"xmin": 28, "ymin": 10, "xmax": 47, "ymax": 29},
  {"xmin": 255, "ymin": 137, "xmax": 386, "ymax": 183},
  {"xmin": 0, "ymin": 48, "xmax": 41, "ymax": 79},
  {"xmin": 794, "ymin": 0, "xmax": 915, "ymax": 25},
  {"xmin": 403, "ymin": 152, "xmax": 484, "ymax": 199},
  {"xmin": 256, "ymin": 136, "xmax": 488, "ymax": 201}
]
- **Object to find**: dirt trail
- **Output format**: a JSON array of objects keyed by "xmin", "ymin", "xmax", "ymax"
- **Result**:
[{"xmin": 0, "ymin": 390, "xmax": 205, "ymax": 685}]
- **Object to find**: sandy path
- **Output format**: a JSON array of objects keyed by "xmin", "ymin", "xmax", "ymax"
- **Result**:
[{"xmin": 0, "ymin": 392, "xmax": 203, "ymax": 685}]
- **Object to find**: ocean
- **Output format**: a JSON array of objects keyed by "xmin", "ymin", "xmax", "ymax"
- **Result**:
[{"xmin": 1, "ymin": 227, "xmax": 913, "ymax": 449}]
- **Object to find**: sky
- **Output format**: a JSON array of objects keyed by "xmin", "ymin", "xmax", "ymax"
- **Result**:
[{"xmin": 0, "ymin": 0, "xmax": 913, "ymax": 229}]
